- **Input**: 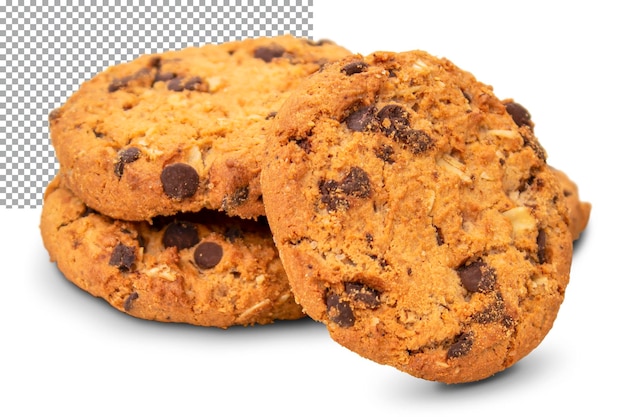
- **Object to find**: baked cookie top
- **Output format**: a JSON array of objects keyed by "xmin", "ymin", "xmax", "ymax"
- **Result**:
[
  {"xmin": 261, "ymin": 51, "xmax": 573, "ymax": 383},
  {"xmin": 40, "ymin": 176, "xmax": 304, "ymax": 328},
  {"xmin": 49, "ymin": 35, "xmax": 351, "ymax": 221}
]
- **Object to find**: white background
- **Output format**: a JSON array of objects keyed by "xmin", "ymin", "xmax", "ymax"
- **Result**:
[{"xmin": 2, "ymin": 1, "xmax": 622, "ymax": 415}]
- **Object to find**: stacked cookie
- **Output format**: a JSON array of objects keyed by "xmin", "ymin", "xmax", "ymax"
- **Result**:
[
  {"xmin": 40, "ymin": 35, "xmax": 353, "ymax": 327},
  {"xmin": 41, "ymin": 37, "xmax": 591, "ymax": 383}
]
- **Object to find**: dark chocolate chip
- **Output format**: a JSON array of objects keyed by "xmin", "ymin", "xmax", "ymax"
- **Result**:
[
  {"xmin": 457, "ymin": 260, "xmax": 496, "ymax": 293},
  {"xmin": 319, "ymin": 167, "xmax": 371, "ymax": 211},
  {"xmin": 376, "ymin": 104, "xmax": 410, "ymax": 136},
  {"xmin": 265, "ymin": 111, "xmax": 277, "ymax": 120},
  {"xmin": 521, "ymin": 130, "xmax": 547, "ymax": 161},
  {"xmin": 537, "ymin": 229, "xmax": 547, "ymax": 264},
  {"xmin": 340, "ymin": 167, "xmax": 371, "ymax": 198},
  {"xmin": 228, "ymin": 186, "xmax": 249, "ymax": 208},
  {"xmin": 341, "ymin": 60, "xmax": 369, "ymax": 76},
  {"xmin": 109, "ymin": 243, "xmax": 135, "ymax": 271},
  {"xmin": 162, "ymin": 221, "xmax": 200, "ymax": 250},
  {"xmin": 325, "ymin": 293, "xmax": 355, "ymax": 327},
  {"xmin": 114, "ymin": 147, "xmax": 141, "ymax": 178},
  {"xmin": 344, "ymin": 105, "xmax": 377, "ymax": 132},
  {"xmin": 167, "ymin": 76, "xmax": 185, "ymax": 91},
  {"xmin": 374, "ymin": 145, "xmax": 395, "ymax": 164},
  {"xmin": 319, "ymin": 179, "xmax": 346, "ymax": 211},
  {"xmin": 160, "ymin": 163, "xmax": 199, "ymax": 199},
  {"xmin": 396, "ymin": 128, "xmax": 434, "ymax": 155},
  {"xmin": 184, "ymin": 76, "xmax": 202, "ymax": 91},
  {"xmin": 434, "ymin": 225, "xmax": 444, "ymax": 245},
  {"xmin": 123, "ymin": 292, "xmax": 139, "ymax": 311},
  {"xmin": 504, "ymin": 101, "xmax": 532, "ymax": 128},
  {"xmin": 447, "ymin": 332, "xmax": 474, "ymax": 359},
  {"xmin": 345, "ymin": 282, "xmax": 381, "ymax": 308},
  {"xmin": 108, "ymin": 77, "xmax": 129, "ymax": 92},
  {"xmin": 224, "ymin": 225, "xmax": 243, "ymax": 242},
  {"xmin": 254, "ymin": 44, "xmax": 286, "ymax": 62},
  {"xmin": 473, "ymin": 297, "xmax": 505, "ymax": 324},
  {"xmin": 108, "ymin": 68, "xmax": 152, "ymax": 92},
  {"xmin": 194, "ymin": 241, "xmax": 223, "ymax": 269}
]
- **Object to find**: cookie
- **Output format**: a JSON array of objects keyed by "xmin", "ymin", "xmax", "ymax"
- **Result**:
[
  {"xmin": 49, "ymin": 35, "xmax": 351, "ymax": 221},
  {"xmin": 261, "ymin": 51, "xmax": 573, "ymax": 383},
  {"xmin": 551, "ymin": 167, "xmax": 591, "ymax": 240},
  {"xmin": 40, "ymin": 176, "xmax": 304, "ymax": 328}
]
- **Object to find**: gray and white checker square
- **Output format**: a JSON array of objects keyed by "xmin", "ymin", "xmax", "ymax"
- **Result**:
[{"xmin": 0, "ymin": 1, "xmax": 313, "ymax": 208}]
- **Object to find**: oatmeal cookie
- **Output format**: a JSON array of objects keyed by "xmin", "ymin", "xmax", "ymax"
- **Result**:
[
  {"xmin": 49, "ymin": 35, "xmax": 350, "ymax": 221},
  {"xmin": 261, "ymin": 51, "xmax": 573, "ymax": 383},
  {"xmin": 40, "ymin": 176, "xmax": 304, "ymax": 328}
]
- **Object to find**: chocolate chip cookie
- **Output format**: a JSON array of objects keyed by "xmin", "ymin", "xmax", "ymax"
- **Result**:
[
  {"xmin": 40, "ymin": 176, "xmax": 304, "ymax": 328},
  {"xmin": 49, "ymin": 35, "xmax": 351, "ymax": 221},
  {"xmin": 261, "ymin": 51, "xmax": 574, "ymax": 383}
]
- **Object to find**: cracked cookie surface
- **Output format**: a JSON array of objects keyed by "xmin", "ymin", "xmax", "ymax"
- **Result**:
[
  {"xmin": 261, "ymin": 51, "xmax": 574, "ymax": 383},
  {"xmin": 40, "ymin": 176, "xmax": 304, "ymax": 328},
  {"xmin": 49, "ymin": 35, "xmax": 351, "ymax": 221}
]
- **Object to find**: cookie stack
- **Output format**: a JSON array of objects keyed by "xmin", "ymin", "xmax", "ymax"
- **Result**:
[
  {"xmin": 40, "ymin": 36, "xmax": 352, "ymax": 327},
  {"xmin": 40, "ymin": 36, "xmax": 591, "ymax": 383}
]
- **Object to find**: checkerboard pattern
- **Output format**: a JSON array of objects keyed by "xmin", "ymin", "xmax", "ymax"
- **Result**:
[{"xmin": 0, "ymin": 1, "xmax": 313, "ymax": 208}]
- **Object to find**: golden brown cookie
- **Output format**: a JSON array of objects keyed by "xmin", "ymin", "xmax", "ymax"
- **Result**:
[
  {"xmin": 40, "ymin": 176, "xmax": 304, "ymax": 328},
  {"xmin": 261, "ymin": 51, "xmax": 574, "ymax": 383},
  {"xmin": 49, "ymin": 35, "xmax": 351, "ymax": 221}
]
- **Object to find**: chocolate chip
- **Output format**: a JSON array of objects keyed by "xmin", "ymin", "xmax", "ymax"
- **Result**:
[
  {"xmin": 447, "ymin": 332, "xmax": 474, "ymax": 359},
  {"xmin": 254, "ymin": 45, "xmax": 286, "ymax": 62},
  {"xmin": 194, "ymin": 241, "xmax": 223, "ymax": 269},
  {"xmin": 319, "ymin": 167, "xmax": 371, "ymax": 211},
  {"xmin": 108, "ymin": 68, "xmax": 152, "ymax": 92},
  {"xmin": 325, "ymin": 293, "xmax": 355, "ymax": 327},
  {"xmin": 224, "ymin": 225, "xmax": 243, "ymax": 242},
  {"xmin": 114, "ymin": 147, "xmax": 141, "ymax": 178},
  {"xmin": 345, "ymin": 282, "xmax": 381, "ymax": 308},
  {"xmin": 109, "ymin": 243, "xmax": 135, "ymax": 271},
  {"xmin": 183, "ymin": 76, "xmax": 202, "ymax": 91},
  {"xmin": 374, "ymin": 145, "xmax": 395, "ymax": 164},
  {"xmin": 265, "ymin": 111, "xmax": 277, "ymax": 120},
  {"xmin": 167, "ymin": 76, "xmax": 185, "ymax": 91},
  {"xmin": 456, "ymin": 260, "xmax": 496, "ymax": 293},
  {"xmin": 434, "ymin": 225, "xmax": 444, "ymax": 245},
  {"xmin": 162, "ymin": 221, "xmax": 200, "ymax": 250},
  {"xmin": 225, "ymin": 186, "xmax": 249, "ymax": 208},
  {"xmin": 341, "ymin": 60, "xmax": 369, "ymax": 75},
  {"xmin": 372, "ymin": 105, "xmax": 434, "ymax": 154},
  {"xmin": 521, "ymin": 130, "xmax": 546, "ymax": 161},
  {"xmin": 340, "ymin": 167, "xmax": 371, "ymax": 198},
  {"xmin": 396, "ymin": 128, "xmax": 434, "ymax": 155},
  {"xmin": 319, "ymin": 179, "xmax": 345, "ymax": 211},
  {"xmin": 537, "ymin": 229, "xmax": 547, "ymax": 264},
  {"xmin": 505, "ymin": 101, "xmax": 532, "ymax": 128},
  {"xmin": 473, "ymin": 294, "xmax": 505, "ymax": 324},
  {"xmin": 376, "ymin": 104, "xmax": 410, "ymax": 136},
  {"xmin": 108, "ymin": 76, "xmax": 131, "ymax": 92},
  {"xmin": 344, "ymin": 105, "xmax": 377, "ymax": 132},
  {"xmin": 161, "ymin": 163, "xmax": 199, "ymax": 199},
  {"xmin": 123, "ymin": 292, "xmax": 139, "ymax": 311}
]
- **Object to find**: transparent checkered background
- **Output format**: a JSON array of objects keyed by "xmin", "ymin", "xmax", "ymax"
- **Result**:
[{"xmin": 0, "ymin": 1, "xmax": 313, "ymax": 208}]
